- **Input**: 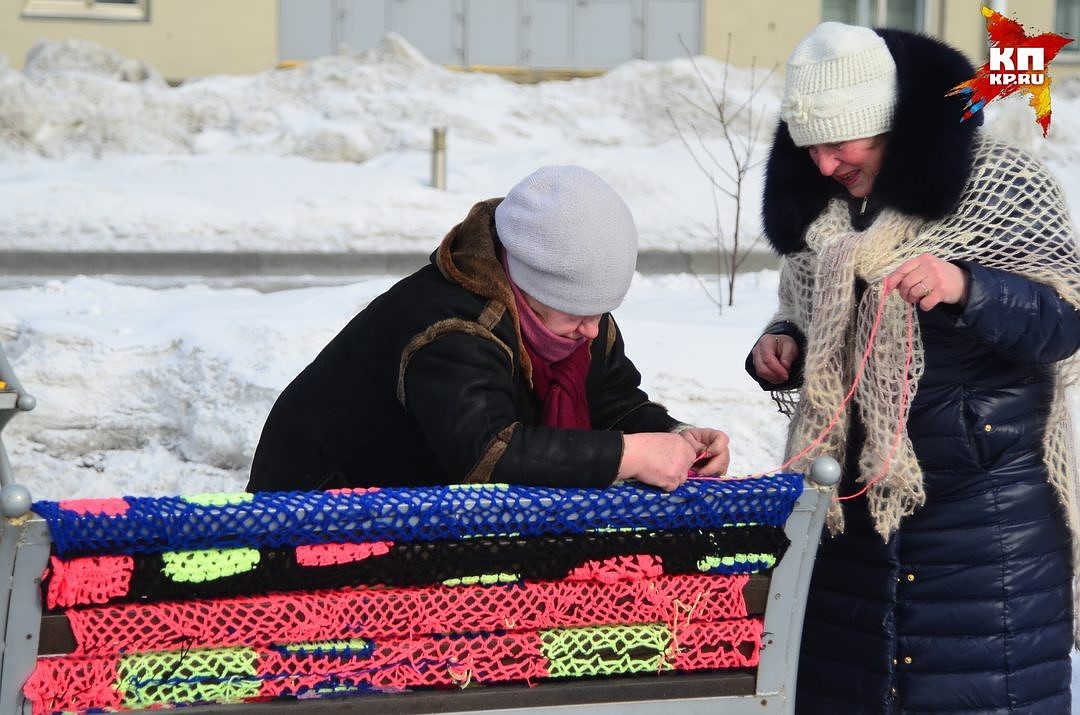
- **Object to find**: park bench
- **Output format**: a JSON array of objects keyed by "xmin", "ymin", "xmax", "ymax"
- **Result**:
[{"xmin": 0, "ymin": 342, "xmax": 838, "ymax": 715}]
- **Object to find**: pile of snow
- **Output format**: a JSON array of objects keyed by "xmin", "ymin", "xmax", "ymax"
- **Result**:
[
  {"xmin": 0, "ymin": 34, "xmax": 781, "ymax": 162},
  {"xmin": 0, "ymin": 36, "xmax": 785, "ymax": 252},
  {"xmin": 1, "ymin": 36, "xmax": 1076, "ymax": 255},
  {"xmin": 0, "ymin": 272, "xmax": 789, "ymax": 499}
]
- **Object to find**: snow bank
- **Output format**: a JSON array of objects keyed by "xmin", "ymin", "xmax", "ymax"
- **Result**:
[
  {"xmin": 0, "ymin": 35, "xmax": 785, "ymax": 253},
  {"xmin": 2, "ymin": 36, "xmax": 1073, "ymax": 257},
  {"xmin": 0, "ymin": 272, "xmax": 789, "ymax": 500},
  {"xmin": 0, "ymin": 34, "xmax": 781, "ymax": 163},
  {"xmin": 1, "ymin": 276, "xmax": 391, "ymax": 496}
]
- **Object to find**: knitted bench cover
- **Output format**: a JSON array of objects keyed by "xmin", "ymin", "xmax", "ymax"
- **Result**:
[
  {"xmin": 26, "ymin": 619, "xmax": 764, "ymax": 713},
  {"xmin": 44, "ymin": 526, "xmax": 790, "ymax": 608},
  {"xmin": 65, "ymin": 573, "xmax": 750, "ymax": 654},
  {"xmin": 33, "ymin": 476, "xmax": 803, "ymax": 557},
  {"xmin": 26, "ymin": 477, "xmax": 804, "ymax": 714}
]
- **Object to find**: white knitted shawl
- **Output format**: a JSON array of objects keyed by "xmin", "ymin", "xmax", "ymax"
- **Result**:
[{"xmin": 773, "ymin": 135, "xmax": 1080, "ymax": 634}]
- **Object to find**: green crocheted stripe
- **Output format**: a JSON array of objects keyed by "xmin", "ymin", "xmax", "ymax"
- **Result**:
[
  {"xmin": 541, "ymin": 623, "xmax": 671, "ymax": 677},
  {"xmin": 161, "ymin": 547, "xmax": 261, "ymax": 583},
  {"xmin": 275, "ymin": 638, "xmax": 370, "ymax": 658},
  {"xmin": 183, "ymin": 492, "xmax": 255, "ymax": 507},
  {"xmin": 697, "ymin": 552, "xmax": 777, "ymax": 572},
  {"xmin": 117, "ymin": 647, "xmax": 260, "ymax": 708},
  {"xmin": 442, "ymin": 572, "xmax": 520, "ymax": 586},
  {"xmin": 448, "ymin": 483, "xmax": 509, "ymax": 491}
]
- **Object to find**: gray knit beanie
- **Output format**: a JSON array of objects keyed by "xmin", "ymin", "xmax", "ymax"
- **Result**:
[
  {"xmin": 495, "ymin": 165, "xmax": 638, "ymax": 315},
  {"xmin": 782, "ymin": 22, "xmax": 897, "ymax": 147}
]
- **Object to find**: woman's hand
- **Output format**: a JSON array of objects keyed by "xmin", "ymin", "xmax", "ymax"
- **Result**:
[
  {"xmin": 885, "ymin": 253, "xmax": 969, "ymax": 310},
  {"xmin": 676, "ymin": 427, "xmax": 731, "ymax": 476},
  {"xmin": 751, "ymin": 333, "xmax": 799, "ymax": 384},
  {"xmin": 617, "ymin": 432, "xmax": 698, "ymax": 491}
]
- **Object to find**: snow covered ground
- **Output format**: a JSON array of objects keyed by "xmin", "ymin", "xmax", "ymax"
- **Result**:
[
  {"xmin": 0, "ymin": 270, "xmax": 790, "ymax": 499},
  {"xmin": 1, "ymin": 31, "xmax": 1080, "ymax": 710}
]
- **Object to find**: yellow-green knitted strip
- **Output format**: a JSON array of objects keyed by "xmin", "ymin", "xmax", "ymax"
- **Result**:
[
  {"xmin": 442, "ymin": 572, "xmax": 519, "ymax": 586},
  {"xmin": 183, "ymin": 492, "xmax": 255, "ymax": 507},
  {"xmin": 697, "ymin": 552, "xmax": 777, "ymax": 572},
  {"xmin": 540, "ymin": 623, "xmax": 671, "ymax": 678},
  {"xmin": 161, "ymin": 547, "xmax": 261, "ymax": 583},
  {"xmin": 277, "ymin": 638, "xmax": 370, "ymax": 657},
  {"xmin": 117, "ymin": 647, "xmax": 260, "ymax": 708}
]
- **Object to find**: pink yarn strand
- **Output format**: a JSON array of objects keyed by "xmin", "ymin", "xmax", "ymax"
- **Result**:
[
  {"xmin": 836, "ymin": 297, "xmax": 914, "ymax": 501},
  {"xmin": 690, "ymin": 284, "xmax": 914, "ymax": 486}
]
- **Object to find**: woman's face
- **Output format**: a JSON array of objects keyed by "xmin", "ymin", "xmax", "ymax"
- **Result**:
[
  {"xmin": 807, "ymin": 134, "xmax": 887, "ymax": 198},
  {"xmin": 524, "ymin": 294, "xmax": 602, "ymax": 341}
]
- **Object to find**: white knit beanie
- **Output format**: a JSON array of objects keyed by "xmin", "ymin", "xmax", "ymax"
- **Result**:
[
  {"xmin": 495, "ymin": 166, "xmax": 638, "ymax": 316},
  {"xmin": 782, "ymin": 22, "xmax": 897, "ymax": 147}
]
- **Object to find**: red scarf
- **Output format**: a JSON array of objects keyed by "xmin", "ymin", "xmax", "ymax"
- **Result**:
[{"xmin": 504, "ymin": 260, "xmax": 592, "ymax": 430}]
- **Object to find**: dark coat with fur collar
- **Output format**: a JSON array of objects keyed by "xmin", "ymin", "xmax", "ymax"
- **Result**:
[
  {"xmin": 248, "ymin": 198, "xmax": 678, "ymax": 493},
  {"xmin": 753, "ymin": 30, "xmax": 1078, "ymax": 715}
]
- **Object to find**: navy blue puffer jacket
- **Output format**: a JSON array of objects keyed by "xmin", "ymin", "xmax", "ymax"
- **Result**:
[{"xmin": 794, "ymin": 263, "xmax": 1080, "ymax": 714}]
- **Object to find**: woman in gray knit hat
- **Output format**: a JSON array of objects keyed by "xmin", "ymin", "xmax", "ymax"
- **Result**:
[
  {"xmin": 249, "ymin": 165, "xmax": 730, "ymax": 495},
  {"xmin": 746, "ymin": 21, "xmax": 1080, "ymax": 714}
]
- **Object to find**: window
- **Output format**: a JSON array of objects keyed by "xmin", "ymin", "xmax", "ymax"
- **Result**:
[
  {"xmin": 1057, "ymin": 0, "xmax": 1080, "ymax": 55},
  {"xmin": 822, "ymin": 0, "xmax": 859, "ymax": 25},
  {"xmin": 22, "ymin": 0, "xmax": 149, "ymax": 21},
  {"xmin": 822, "ymin": 0, "xmax": 925, "ymax": 32}
]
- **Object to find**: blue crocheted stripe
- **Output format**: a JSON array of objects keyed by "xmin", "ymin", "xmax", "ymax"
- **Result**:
[{"xmin": 34, "ymin": 475, "xmax": 803, "ymax": 557}]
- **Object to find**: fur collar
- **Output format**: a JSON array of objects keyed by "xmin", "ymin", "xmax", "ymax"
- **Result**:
[
  {"xmin": 435, "ymin": 198, "xmax": 513, "ymax": 308},
  {"xmin": 433, "ymin": 197, "xmax": 533, "ymax": 382},
  {"xmin": 762, "ymin": 29, "xmax": 983, "ymax": 255}
]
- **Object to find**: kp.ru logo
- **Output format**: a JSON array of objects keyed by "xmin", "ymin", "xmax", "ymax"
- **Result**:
[
  {"xmin": 947, "ymin": 5, "xmax": 1072, "ymax": 136},
  {"xmin": 987, "ymin": 47, "xmax": 1045, "ymax": 86}
]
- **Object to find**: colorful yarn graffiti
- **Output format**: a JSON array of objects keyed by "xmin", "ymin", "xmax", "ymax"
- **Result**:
[{"xmin": 26, "ymin": 479, "xmax": 802, "ymax": 714}]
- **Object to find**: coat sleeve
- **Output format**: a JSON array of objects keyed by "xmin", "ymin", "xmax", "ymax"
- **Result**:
[
  {"xmin": 745, "ymin": 253, "xmax": 813, "ymax": 390},
  {"xmin": 744, "ymin": 320, "xmax": 808, "ymax": 391},
  {"xmin": 587, "ymin": 315, "xmax": 682, "ymax": 434},
  {"xmin": 943, "ymin": 260, "xmax": 1080, "ymax": 363},
  {"xmin": 402, "ymin": 330, "xmax": 623, "ymax": 488}
]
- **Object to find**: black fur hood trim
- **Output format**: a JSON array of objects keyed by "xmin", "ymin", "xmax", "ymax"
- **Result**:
[{"xmin": 762, "ymin": 29, "xmax": 983, "ymax": 255}]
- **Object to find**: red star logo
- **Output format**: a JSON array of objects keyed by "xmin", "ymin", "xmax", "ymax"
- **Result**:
[{"xmin": 946, "ymin": 5, "xmax": 1072, "ymax": 136}]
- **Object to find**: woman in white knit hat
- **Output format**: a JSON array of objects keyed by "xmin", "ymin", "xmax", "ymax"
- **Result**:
[
  {"xmin": 746, "ymin": 22, "xmax": 1080, "ymax": 713},
  {"xmin": 249, "ymin": 165, "xmax": 730, "ymax": 494}
]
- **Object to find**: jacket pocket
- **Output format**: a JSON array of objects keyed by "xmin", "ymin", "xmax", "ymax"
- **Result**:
[
  {"xmin": 962, "ymin": 389, "xmax": 1028, "ymax": 472},
  {"xmin": 956, "ymin": 388, "xmax": 985, "ymax": 469}
]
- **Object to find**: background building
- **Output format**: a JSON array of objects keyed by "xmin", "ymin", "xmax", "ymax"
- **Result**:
[{"xmin": 0, "ymin": 0, "xmax": 1077, "ymax": 81}]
